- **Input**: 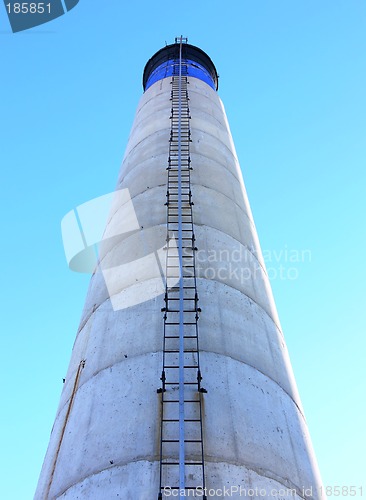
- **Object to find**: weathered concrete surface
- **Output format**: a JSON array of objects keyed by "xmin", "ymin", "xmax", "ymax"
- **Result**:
[{"xmin": 35, "ymin": 75, "xmax": 324, "ymax": 499}]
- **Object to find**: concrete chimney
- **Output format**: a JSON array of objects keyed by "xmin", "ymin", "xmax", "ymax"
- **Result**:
[{"xmin": 35, "ymin": 38, "xmax": 324, "ymax": 500}]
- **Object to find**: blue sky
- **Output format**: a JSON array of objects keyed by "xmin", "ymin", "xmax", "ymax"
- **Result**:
[{"xmin": 0, "ymin": 1, "xmax": 365, "ymax": 498}]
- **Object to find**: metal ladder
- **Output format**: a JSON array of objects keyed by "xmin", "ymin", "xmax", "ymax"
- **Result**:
[{"xmin": 157, "ymin": 37, "xmax": 207, "ymax": 500}]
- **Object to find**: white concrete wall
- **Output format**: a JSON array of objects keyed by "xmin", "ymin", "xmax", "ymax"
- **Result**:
[{"xmin": 35, "ymin": 76, "xmax": 324, "ymax": 499}]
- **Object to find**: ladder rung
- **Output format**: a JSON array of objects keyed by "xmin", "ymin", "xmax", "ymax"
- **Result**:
[
  {"xmin": 165, "ymin": 382, "xmax": 198, "ymax": 385},
  {"xmin": 162, "ymin": 419, "xmax": 201, "ymax": 422},
  {"xmin": 165, "ymin": 322, "xmax": 197, "ymax": 326},
  {"xmin": 166, "ymin": 264, "xmax": 194, "ymax": 272},
  {"xmin": 162, "ymin": 487, "xmax": 203, "ymax": 491},
  {"xmin": 162, "ymin": 439, "xmax": 202, "ymax": 443},
  {"xmin": 167, "ymin": 216, "xmax": 192, "ymax": 220},
  {"xmin": 164, "ymin": 308, "xmax": 198, "ymax": 313},
  {"xmin": 165, "ymin": 286, "xmax": 196, "ymax": 290},
  {"xmin": 163, "ymin": 366, "xmax": 199, "ymax": 369},
  {"xmin": 166, "ymin": 189, "xmax": 190, "ymax": 192},
  {"xmin": 166, "ymin": 251, "xmax": 194, "ymax": 255},
  {"xmin": 165, "ymin": 298, "xmax": 196, "ymax": 301},
  {"xmin": 167, "ymin": 210, "xmax": 192, "ymax": 214},
  {"xmin": 161, "ymin": 461, "xmax": 203, "ymax": 466},
  {"xmin": 164, "ymin": 349, "xmax": 198, "ymax": 353},
  {"xmin": 165, "ymin": 335, "xmax": 198, "ymax": 339}
]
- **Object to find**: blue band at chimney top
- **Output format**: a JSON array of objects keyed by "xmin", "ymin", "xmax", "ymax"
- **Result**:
[
  {"xmin": 145, "ymin": 59, "xmax": 216, "ymax": 91},
  {"xmin": 143, "ymin": 43, "xmax": 219, "ymax": 91}
]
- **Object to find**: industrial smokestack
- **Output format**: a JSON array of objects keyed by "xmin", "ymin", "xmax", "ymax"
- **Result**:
[{"xmin": 35, "ymin": 38, "xmax": 324, "ymax": 500}]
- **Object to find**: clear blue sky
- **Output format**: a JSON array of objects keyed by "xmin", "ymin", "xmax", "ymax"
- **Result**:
[{"xmin": 1, "ymin": 1, "xmax": 365, "ymax": 499}]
